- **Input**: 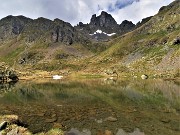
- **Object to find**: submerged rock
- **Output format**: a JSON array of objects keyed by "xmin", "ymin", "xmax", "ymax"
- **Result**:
[
  {"xmin": 0, "ymin": 115, "xmax": 31, "ymax": 135},
  {"xmin": 116, "ymin": 128, "xmax": 145, "ymax": 135},
  {"xmin": 65, "ymin": 128, "xmax": 91, "ymax": 135},
  {"xmin": 8, "ymin": 73, "xmax": 19, "ymax": 81},
  {"xmin": 173, "ymin": 37, "xmax": 180, "ymax": 45},
  {"xmin": 0, "ymin": 121, "xmax": 7, "ymax": 130}
]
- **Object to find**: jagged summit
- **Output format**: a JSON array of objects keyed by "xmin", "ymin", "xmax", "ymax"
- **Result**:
[
  {"xmin": 75, "ymin": 11, "xmax": 136, "ymax": 41},
  {"xmin": 89, "ymin": 11, "xmax": 118, "ymax": 33}
]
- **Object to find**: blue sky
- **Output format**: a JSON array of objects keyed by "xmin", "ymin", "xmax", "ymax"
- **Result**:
[
  {"xmin": 0, "ymin": 0, "xmax": 175, "ymax": 25},
  {"xmin": 108, "ymin": 0, "xmax": 140, "ymax": 12}
]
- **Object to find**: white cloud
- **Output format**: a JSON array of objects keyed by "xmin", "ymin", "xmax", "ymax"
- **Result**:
[
  {"xmin": 111, "ymin": 0, "xmax": 175, "ymax": 24},
  {"xmin": 0, "ymin": 0, "xmax": 175, "ymax": 26}
]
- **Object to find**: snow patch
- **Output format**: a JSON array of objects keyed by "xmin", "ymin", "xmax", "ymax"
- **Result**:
[
  {"xmin": 53, "ymin": 75, "xmax": 63, "ymax": 80},
  {"xmin": 96, "ymin": 29, "xmax": 103, "ymax": 34},
  {"xmin": 89, "ymin": 29, "xmax": 116, "ymax": 36},
  {"xmin": 107, "ymin": 33, "xmax": 116, "ymax": 36}
]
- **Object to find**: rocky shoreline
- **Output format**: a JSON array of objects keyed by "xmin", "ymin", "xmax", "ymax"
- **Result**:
[
  {"xmin": 0, "ymin": 115, "xmax": 31, "ymax": 135},
  {"xmin": 0, "ymin": 115, "xmax": 64, "ymax": 135},
  {"xmin": 0, "ymin": 115, "xmax": 146, "ymax": 135}
]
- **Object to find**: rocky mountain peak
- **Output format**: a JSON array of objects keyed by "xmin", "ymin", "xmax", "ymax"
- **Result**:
[
  {"xmin": 89, "ymin": 11, "xmax": 118, "ymax": 33},
  {"xmin": 119, "ymin": 20, "xmax": 135, "ymax": 29},
  {"xmin": 75, "ymin": 11, "xmax": 137, "ymax": 41},
  {"xmin": 0, "ymin": 15, "xmax": 32, "ymax": 41}
]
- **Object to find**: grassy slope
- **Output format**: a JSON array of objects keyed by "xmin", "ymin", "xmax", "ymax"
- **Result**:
[
  {"xmin": 0, "ymin": 1, "xmax": 179, "ymax": 77},
  {"xmin": 84, "ymin": 0, "xmax": 180, "ymax": 77}
]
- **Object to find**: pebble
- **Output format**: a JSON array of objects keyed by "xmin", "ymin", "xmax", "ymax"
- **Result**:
[
  {"xmin": 95, "ymin": 119, "xmax": 103, "ymax": 124},
  {"xmin": 105, "ymin": 116, "xmax": 117, "ymax": 122},
  {"xmin": 141, "ymin": 74, "xmax": 148, "ymax": 79},
  {"xmin": 105, "ymin": 130, "xmax": 113, "ymax": 135}
]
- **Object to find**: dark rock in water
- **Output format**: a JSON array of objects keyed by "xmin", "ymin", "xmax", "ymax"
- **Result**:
[
  {"xmin": 65, "ymin": 128, "xmax": 91, "ymax": 135},
  {"xmin": 8, "ymin": 73, "xmax": 19, "ymax": 81},
  {"xmin": 0, "ymin": 121, "xmax": 7, "ymax": 130},
  {"xmin": 0, "ymin": 73, "xmax": 3, "ymax": 80},
  {"xmin": 173, "ymin": 37, "xmax": 180, "ymax": 45}
]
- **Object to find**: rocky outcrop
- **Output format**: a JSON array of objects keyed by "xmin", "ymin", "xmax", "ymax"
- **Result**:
[
  {"xmin": 0, "ymin": 64, "xmax": 19, "ymax": 82},
  {"xmin": 0, "ymin": 115, "xmax": 31, "ymax": 135}
]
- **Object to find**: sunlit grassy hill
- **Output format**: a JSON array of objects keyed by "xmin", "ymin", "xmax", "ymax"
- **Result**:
[
  {"xmin": 0, "ymin": 0, "xmax": 179, "ymax": 77},
  {"xmin": 85, "ymin": 0, "xmax": 180, "ymax": 77}
]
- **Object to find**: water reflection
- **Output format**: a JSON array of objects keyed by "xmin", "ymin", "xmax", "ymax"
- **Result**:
[
  {"xmin": 0, "ymin": 81, "xmax": 17, "ymax": 95},
  {"xmin": 65, "ymin": 128, "xmax": 144, "ymax": 135},
  {"xmin": 0, "ymin": 79, "xmax": 179, "ymax": 134}
]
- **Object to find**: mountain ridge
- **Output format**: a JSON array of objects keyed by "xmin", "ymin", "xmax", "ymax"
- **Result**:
[{"xmin": 0, "ymin": 0, "xmax": 179, "ymax": 78}]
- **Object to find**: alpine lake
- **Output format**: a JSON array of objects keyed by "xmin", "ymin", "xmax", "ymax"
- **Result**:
[{"xmin": 0, "ymin": 77, "xmax": 179, "ymax": 135}]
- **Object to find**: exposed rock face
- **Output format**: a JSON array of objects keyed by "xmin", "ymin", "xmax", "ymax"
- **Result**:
[
  {"xmin": 75, "ymin": 11, "xmax": 136, "ymax": 41},
  {"xmin": 51, "ymin": 19, "xmax": 76, "ymax": 45},
  {"xmin": 119, "ymin": 20, "xmax": 135, "ymax": 34},
  {"xmin": 0, "ymin": 15, "xmax": 32, "ymax": 41},
  {"xmin": 22, "ymin": 17, "xmax": 79, "ymax": 45},
  {"xmin": 0, "ymin": 16, "xmax": 81, "ymax": 45},
  {"xmin": 136, "ymin": 16, "xmax": 152, "ymax": 28},
  {"xmin": 89, "ymin": 11, "xmax": 119, "ymax": 33},
  {"xmin": 0, "ymin": 11, "xmax": 137, "ymax": 43}
]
